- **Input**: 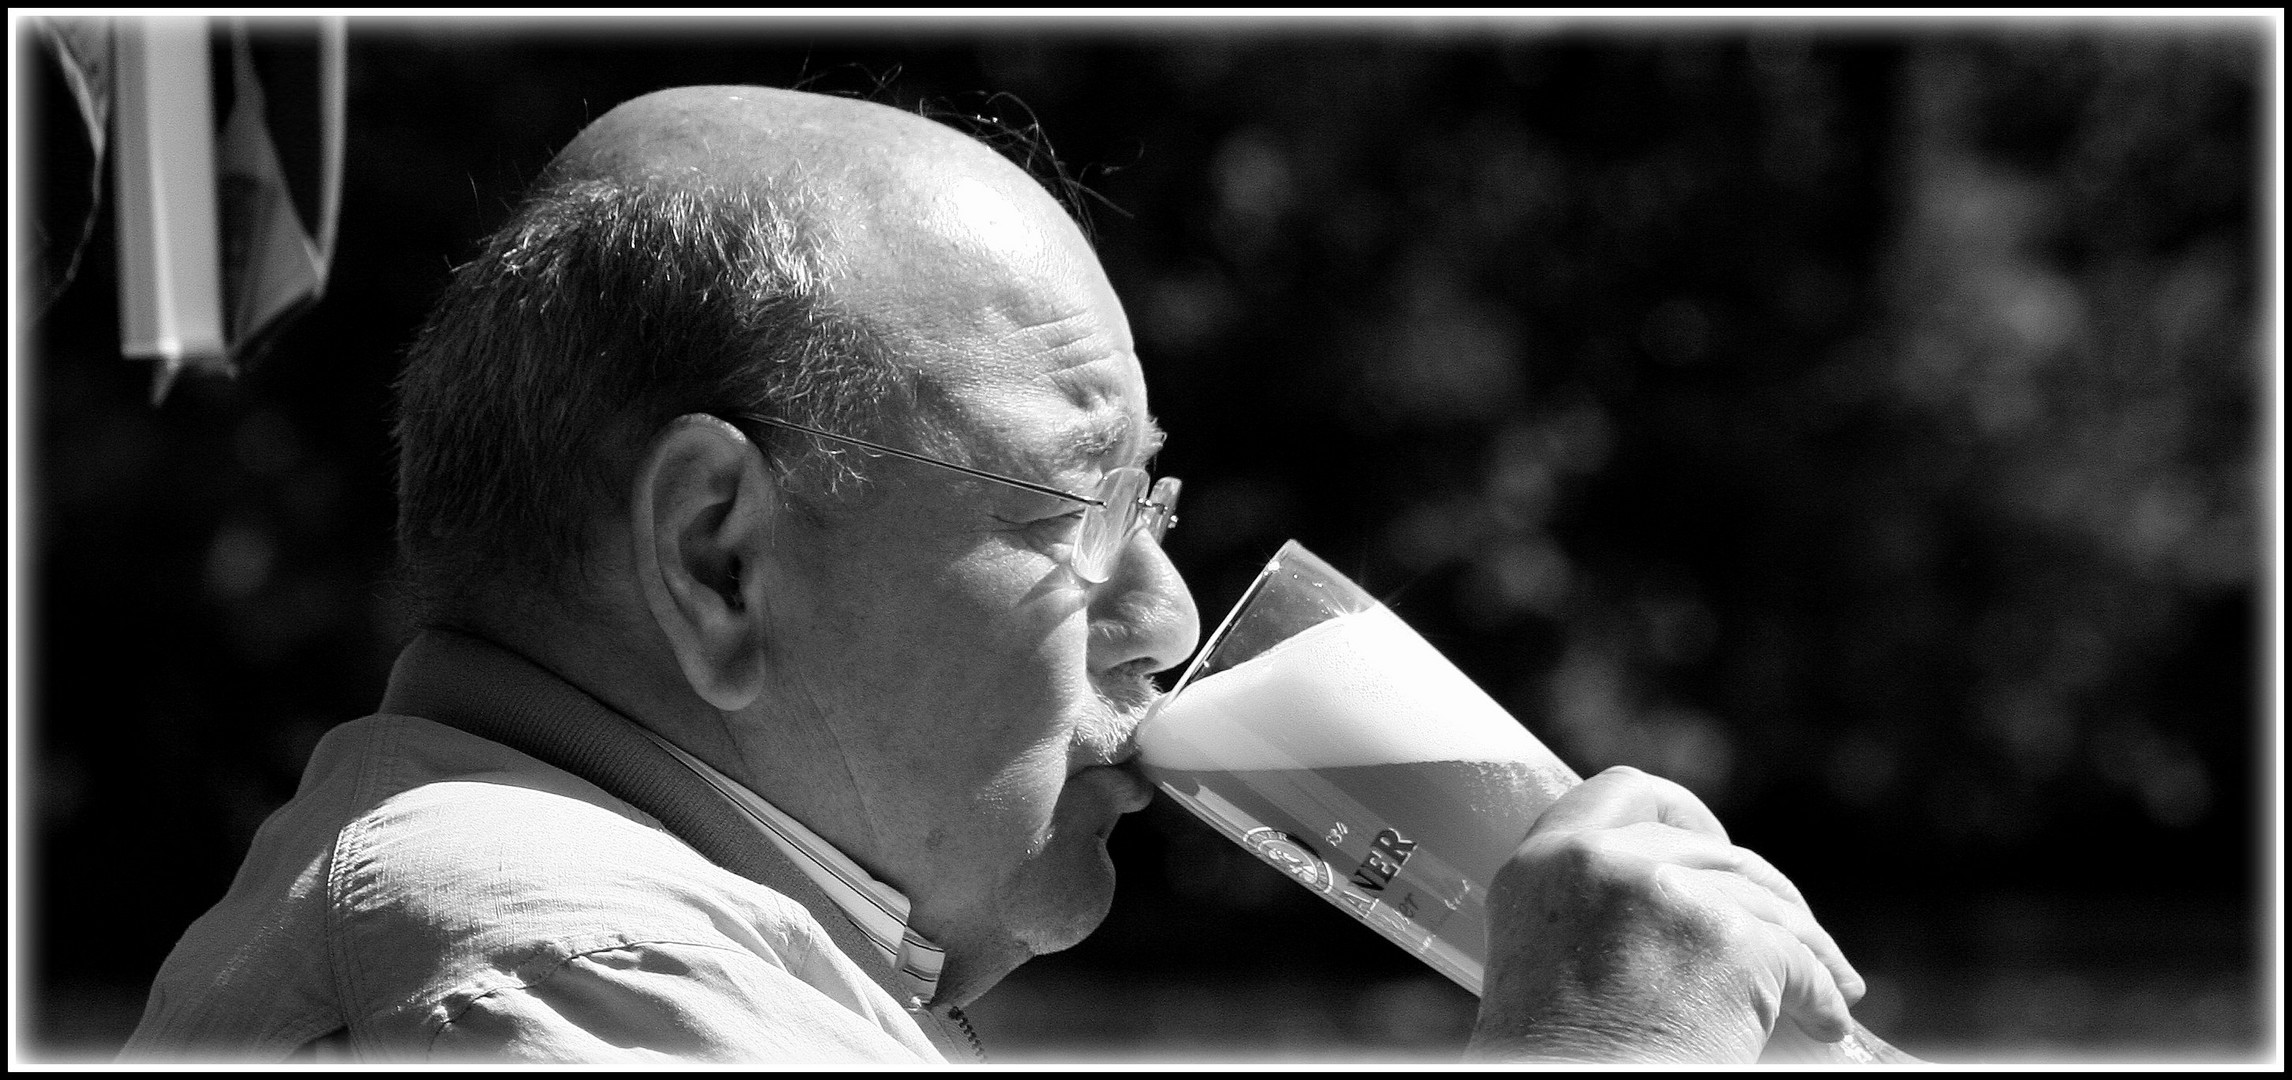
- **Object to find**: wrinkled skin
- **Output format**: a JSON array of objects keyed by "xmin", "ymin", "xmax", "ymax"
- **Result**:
[{"xmin": 1469, "ymin": 766, "xmax": 1864, "ymax": 1062}]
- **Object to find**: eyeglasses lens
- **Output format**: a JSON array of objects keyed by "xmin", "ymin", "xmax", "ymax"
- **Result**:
[
  {"xmin": 1143, "ymin": 477, "xmax": 1180, "ymax": 542},
  {"xmin": 1075, "ymin": 468, "xmax": 1152, "ymax": 583},
  {"xmin": 736, "ymin": 413, "xmax": 1181, "ymax": 584}
]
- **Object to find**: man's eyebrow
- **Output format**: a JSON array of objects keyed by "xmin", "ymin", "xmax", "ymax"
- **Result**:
[{"xmin": 1060, "ymin": 413, "xmax": 1167, "ymax": 473}]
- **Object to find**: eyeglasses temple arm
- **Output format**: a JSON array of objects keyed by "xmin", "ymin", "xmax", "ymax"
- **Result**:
[{"xmin": 733, "ymin": 413, "xmax": 1105, "ymax": 507}]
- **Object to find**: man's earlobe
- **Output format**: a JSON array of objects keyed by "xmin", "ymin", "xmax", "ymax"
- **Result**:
[{"xmin": 631, "ymin": 414, "xmax": 773, "ymax": 712}]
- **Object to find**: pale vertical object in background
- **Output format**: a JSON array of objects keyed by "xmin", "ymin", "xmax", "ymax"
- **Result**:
[
  {"xmin": 313, "ymin": 16, "xmax": 345, "ymax": 286},
  {"xmin": 112, "ymin": 15, "xmax": 225, "ymax": 403}
]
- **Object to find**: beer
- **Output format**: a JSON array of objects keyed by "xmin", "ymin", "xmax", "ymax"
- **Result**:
[
  {"xmin": 1137, "ymin": 605, "xmax": 1577, "ymax": 993},
  {"xmin": 1141, "ymin": 544, "xmax": 1922, "ymax": 1062}
]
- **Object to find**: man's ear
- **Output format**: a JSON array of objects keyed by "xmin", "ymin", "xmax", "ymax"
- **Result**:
[{"xmin": 631, "ymin": 413, "xmax": 776, "ymax": 712}]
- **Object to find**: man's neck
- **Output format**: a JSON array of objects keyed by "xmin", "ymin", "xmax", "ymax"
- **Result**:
[
  {"xmin": 459, "ymin": 598, "xmax": 888, "ymax": 903},
  {"xmin": 450, "ymin": 596, "xmax": 1021, "ymax": 1010}
]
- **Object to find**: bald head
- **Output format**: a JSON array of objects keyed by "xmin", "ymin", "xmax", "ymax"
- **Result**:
[
  {"xmin": 547, "ymin": 86, "xmax": 992, "ymax": 193},
  {"xmin": 546, "ymin": 85, "xmax": 1117, "ymax": 413},
  {"xmin": 552, "ymin": 86, "xmax": 1100, "ymax": 348}
]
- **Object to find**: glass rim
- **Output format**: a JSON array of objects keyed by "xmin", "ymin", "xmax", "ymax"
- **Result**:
[{"xmin": 1150, "ymin": 539, "xmax": 1311, "ymax": 710}]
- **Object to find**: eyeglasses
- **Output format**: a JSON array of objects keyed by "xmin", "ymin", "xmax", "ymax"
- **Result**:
[{"xmin": 730, "ymin": 413, "xmax": 1180, "ymax": 584}]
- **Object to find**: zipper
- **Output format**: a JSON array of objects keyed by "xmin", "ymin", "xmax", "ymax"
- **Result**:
[{"xmin": 946, "ymin": 1004, "xmax": 987, "ymax": 1063}]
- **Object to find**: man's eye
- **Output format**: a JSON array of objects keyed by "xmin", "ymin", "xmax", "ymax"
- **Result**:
[
  {"xmin": 1027, "ymin": 509, "xmax": 1087, "ymax": 544},
  {"xmin": 993, "ymin": 509, "xmax": 1085, "ymax": 538}
]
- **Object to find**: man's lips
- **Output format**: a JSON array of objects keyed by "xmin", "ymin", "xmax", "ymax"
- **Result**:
[{"xmin": 1073, "ymin": 761, "xmax": 1156, "ymax": 818}]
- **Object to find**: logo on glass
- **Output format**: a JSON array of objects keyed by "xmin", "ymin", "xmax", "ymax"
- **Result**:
[{"xmin": 1242, "ymin": 827, "xmax": 1332, "ymax": 892}]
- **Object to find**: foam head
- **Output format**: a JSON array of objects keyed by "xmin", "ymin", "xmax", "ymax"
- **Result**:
[{"xmin": 1137, "ymin": 606, "xmax": 1549, "ymax": 772}]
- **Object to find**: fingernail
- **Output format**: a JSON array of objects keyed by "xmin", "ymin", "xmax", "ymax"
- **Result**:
[{"xmin": 1797, "ymin": 1010, "xmax": 1850, "ymax": 1044}]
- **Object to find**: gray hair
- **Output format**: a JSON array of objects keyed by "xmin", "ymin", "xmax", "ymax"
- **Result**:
[{"xmin": 391, "ymin": 176, "xmax": 912, "ymax": 624}]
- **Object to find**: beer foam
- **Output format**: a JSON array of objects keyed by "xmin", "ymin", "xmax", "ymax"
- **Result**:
[{"xmin": 1138, "ymin": 606, "xmax": 1553, "ymax": 772}]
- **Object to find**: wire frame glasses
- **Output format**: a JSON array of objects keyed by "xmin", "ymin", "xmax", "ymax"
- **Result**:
[{"xmin": 731, "ymin": 413, "xmax": 1180, "ymax": 584}]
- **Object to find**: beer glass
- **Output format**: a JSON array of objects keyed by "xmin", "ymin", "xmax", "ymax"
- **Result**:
[{"xmin": 1136, "ymin": 540, "xmax": 1915, "ymax": 1063}]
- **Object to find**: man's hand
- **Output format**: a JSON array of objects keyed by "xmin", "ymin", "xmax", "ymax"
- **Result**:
[{"xmin": 1465, "ymin": 766, "xmax": 1865, "ymax": 1064}]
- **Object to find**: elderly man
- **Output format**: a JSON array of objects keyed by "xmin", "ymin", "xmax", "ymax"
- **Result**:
[{"xmin": 121, "ymin": 86, "xmax": 1869, "ymax": 1064}]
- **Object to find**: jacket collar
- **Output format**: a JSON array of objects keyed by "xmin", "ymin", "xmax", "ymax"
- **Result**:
[{"xmin": 377, "ymin": 627, "xmax": 937, "ymax": 1012}]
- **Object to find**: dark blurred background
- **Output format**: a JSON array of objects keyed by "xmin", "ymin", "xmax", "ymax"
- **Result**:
[{"xmin": 16, "ymin": 15, "xmax": 2277, "ymax": 1065}]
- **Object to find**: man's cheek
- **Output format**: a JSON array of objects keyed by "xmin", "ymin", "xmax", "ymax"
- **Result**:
[{"xmin": 975, "ymin": 757, "xmax": 1065, "ymax": 814}]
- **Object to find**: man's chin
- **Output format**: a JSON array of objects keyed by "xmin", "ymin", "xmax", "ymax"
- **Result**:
[
  {"xmin": 1004, "ymin": 841, "xmax": 1121, "ymax": 956},
  {"xmin": 1013, "ymin": 906, "xmax": 1110, "ymax": 957}
]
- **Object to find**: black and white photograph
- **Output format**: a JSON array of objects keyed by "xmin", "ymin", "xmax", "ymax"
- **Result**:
[{"xmin": 11, "ymin": 10, "xmax": 2281, "ymax": 1067}]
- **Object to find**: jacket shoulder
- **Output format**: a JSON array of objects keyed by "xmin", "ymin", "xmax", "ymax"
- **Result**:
[{"xmin": 328, "ymin": 718, "xmax": 839, "ymax": 1029}]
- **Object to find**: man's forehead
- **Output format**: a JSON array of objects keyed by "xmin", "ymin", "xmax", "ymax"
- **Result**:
[
  {"xmin": 944, "ymin": 353, "xmax": 1161, "ymax": 480},
  {"xmin": 1034, "ymin": 331, "xmax": 1154, "ymax": 442},
  {"xmin": 830, "ymin": 177, "xmax": 1113, "ymax": 346}
]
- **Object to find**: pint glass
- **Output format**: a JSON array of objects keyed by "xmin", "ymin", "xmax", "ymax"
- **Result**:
[{"xmin": 1136, "ymin": 540, "xmax": 1915, "ymax": 1063}]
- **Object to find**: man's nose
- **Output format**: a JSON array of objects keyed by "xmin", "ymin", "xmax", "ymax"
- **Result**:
[{"xmin": 1087, "ymin": 528, "xmax": 1201, "ymax": 679}]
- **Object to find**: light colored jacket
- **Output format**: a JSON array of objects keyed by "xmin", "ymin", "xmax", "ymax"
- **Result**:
[{"xmin": 119, "ymin": 630, "xmax": 978, "ymax": 1064}]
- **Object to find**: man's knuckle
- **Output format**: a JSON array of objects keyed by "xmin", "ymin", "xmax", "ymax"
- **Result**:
[{"xmin": 1553, "ymin": 829, "xmax": 1636, "ymax": 881}]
